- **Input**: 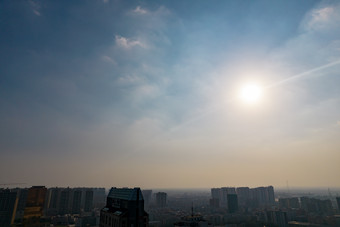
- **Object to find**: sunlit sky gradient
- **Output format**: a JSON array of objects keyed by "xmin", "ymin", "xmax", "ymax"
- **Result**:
[{"xmin": 1, "ymin": 0, "xmax": 340, "ymax": 189}]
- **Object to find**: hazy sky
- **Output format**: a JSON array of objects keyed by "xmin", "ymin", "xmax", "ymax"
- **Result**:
[{"xmin": 1, "ymin": 0, "xmax": 340, "ymax": 189}]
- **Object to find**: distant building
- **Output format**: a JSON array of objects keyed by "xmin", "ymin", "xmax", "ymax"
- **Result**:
[
  {"xmin": 23, "ymin": 186, "xmax": 47, "ymax": 227},
  {"xmin": 211, "ymin": 187, "xmax": 236, "ymax": 207},
  {"xmin": 227, "ymin": 194, "xmax": 238, "ymax": 213},
  {"xmin": 45, "ymin": 187, "xmax": 99, "ymax": 216},
  {"xmin": 174, "ymin": 214, "xmax": 213, "ymax": 227},
  {"xmin": 58, "ymin": 188, "xmax": 72, "ymax": 215},
  {"xmin": 155, "ymin": 192, "xmax": 167, "ymax": 208},
  {"xmin": 213, "ymin": 185, "xmax": 275, "ymax": 208},
  {"xmin": 100, "ymin": 187, "xmax": 148, "ymax": 227},
  {"xmin": 46, "ymin": 187, "xmax": 59, "ymax": 216},
  {"xmin": 12, "ymin": 188, "xmax": 28, "ymax": 222},
  {"xmin": 209, "ymin": 198, "xmax": 219, "ymax": 208},
  {"xmin": 279, "ymin": 198, "xmax": 300, "ymax": 209},
  {"xmin": 236, "ymin": 187, "xmax": 250, "ymax": 207},
  {"xmin": 142, "ymin": 190, "xmax": 152, "ymax": 209},
  {"xmin": 84, "ymin": 190, "xmax": 94, "ymax": 212},
  {"xmin": 250, "ymin": 186, "xmax": 275, "ymax": 207},
  {"xmin": 300, "ymin": 197, "xmax": 333, "ymax": 214},
  {"xmin": 72, "ymin": 190, "xmax": 82, "ymax": 214},
  {"xmin": 0, "ymin": 189, "xmax": 18, "ymax": 227},
  {"xmin": 211, "ymin": 188, "xmax": 220, "ymax": 200},
  {"xmin": 266, "ymin": 210, "xmax": 288, "ymax": 227},
  {"xmin": 336, "ymin": 197, "xmax": 340, "ymax": 211},
  {"xmin": 93, "ymin": 188, "xmax": 106, "ymax": 209}
]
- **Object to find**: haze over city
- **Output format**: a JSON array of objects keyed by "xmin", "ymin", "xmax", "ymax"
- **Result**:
[{"xmin": 1, "ymin": 0, "xmax": 340, "ymax": 189}]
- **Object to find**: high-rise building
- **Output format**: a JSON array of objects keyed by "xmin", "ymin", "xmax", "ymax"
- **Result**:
[
  {"xmin": 58, "ymin": 188, "xmax": 71, "ymax": 215},
  {"xmin": 100, "ymin": 187, "xmax": 148, "ymax": 227},
  {"xmin": 84, "ymin": 190, "xmax": 93, "ymax": 212},
  {"xmin": 93, "ymin": 188, "xmax": 106, "ymax": 209},
  {"xmin": 211, "ymin": 188, "xmax": 221, "ymax": 200},
  {"xmin": 279, "ymin": 197, "xmax": 300, "ymax": 209},
  {"xmin": 236, "ymin": 187, "xmax": 250, "ymax": 207},
  {"xmin": 46, "ymin": 187, "xmax": 60, "ymax": 216},
  {"xmin": 23, "ymin": 186, "xmax": 47, "ymax": 227},
  {"xmin": 0, "ymin": 189, "xmax": 18, "ymax": 227},
  {"xmin": 227, "ymin": 194, "xmax": 238, "ymax": 213},
  {"xmin": 72, "ymin": 190, "xmax": 82, "ymax": 214},
  {"xmin": 209, "ymin": 198, "xmax": 220, "ymax": 208},
  {"xmin": 300, "ymin": 197, "xmax": 333, "ymax": 214},
  {"xmin": 336, "ymin": 197, "xmax": 340, "ymax": 211},
  {"xmin": 249, "ymin": 186, "xmax": 275, "ymax": 207},
  {"xmin": 211, "ymin": 187, "xmax": 236, "ymax": 207},
  {"xmin": 13, "ymin": 188, "xmax": 28, "ymax": 222},
  {"xmin": 155, "ymin": 192, "xmax": 167, "ymax": 208},
  {"xmin": 265, "ymin": 210, "xmax": 288, "ymax": 227},
  {"xmin": 142, "ymin": 190, "xmax": 152, "ymax": 209}
]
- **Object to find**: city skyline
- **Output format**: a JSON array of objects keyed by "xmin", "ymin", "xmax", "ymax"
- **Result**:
[{"xmin": 1, "ymin": 0, "xmax": 340, "ymax": 188}]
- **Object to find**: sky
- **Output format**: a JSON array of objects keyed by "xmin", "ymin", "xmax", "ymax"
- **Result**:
[{"xmin": 1, "ymin": 0, "xmax": 340, "ymax": 189}]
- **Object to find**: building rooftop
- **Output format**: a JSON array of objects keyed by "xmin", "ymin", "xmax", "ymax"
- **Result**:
[{"xmin": 107, "ymin": 187, "xmax": 144, "ymax": 201}]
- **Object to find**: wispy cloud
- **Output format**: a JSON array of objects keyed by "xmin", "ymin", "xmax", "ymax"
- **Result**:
[
  {"xmin": 117, "ymin": 74, "xmax": 143, "ymax": 85},
  {"xmin": 132, "ymin": 6, "xmax": 148, "ymax": 15},
  {"xmin": 115, "ymin": 35, "xmax": 146, "ymax": 49},
  {"xmin": 101, "ymin": 55, "xmax": 117, "ymax": 65},
  {"xmin": 103, "ymin": 0, "xmax": 109, "ymax": 3},
  {"xmin": 303, "ymin": 3, "xmax": 340, "ymax": 31},
  {"xmin": 29, "ymin": 0, "xmax": 41, "ymax": 16}
]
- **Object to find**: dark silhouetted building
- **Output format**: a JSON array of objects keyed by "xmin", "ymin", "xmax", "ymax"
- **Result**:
[
  {"xmin": 58, "ymin": 188, "xmax": 71, "ymax": 215},
  {"xmin": 155, "ymin": 192, "xmax": 167, "ymax": 208},
  {"xmin": 142, "ymin": 190, "xmax": 152, "ymax": 209},
  {"xmin": 72, "ymin": 190, "xmax": 82, "ymax": 214},
  {"xmin": 23, "ymin": 186, "xmax": 47, "ymax": 227},
  {"xmin": 12, "ymin": 188, "xmax": 28, "ymax": 223},
  {"xmin": 209, "ymin": 198, "xmax": 219, "ymax": 208},
  {"xmin": 279, "ymin": 197, "xmax": 300, "ymax": 209},
  {"xmin": 46, "ymin": 188, "xmax": 59, "ymax": 216},
  {"xmin": 300, "ymin": 197, "xmax": 333, "ymax": 214},
  {"xmin": 212, "ymin": 186, "xmax": 274, "ymax": 208},
  {"xmin": 0, "ymin": 189, "xmax": 18, "ymax": 227},
  {"xmin": 84, "ymin": 190, "xmax": 93, "ymax": 212},
  {"xmin": 100, "ymin": 187, "xmax": 148, "ymax": 227},
  {"xmin": 45, "ymin": 187, "xmax": 99, "ymax": 216},
  {"xmin": 227, "ymin": 194, "xmax": 238, "ymax": 213},
  {"xmin": 174, "ymin": 214, "xmax": 213, "ymax": 227},
  {"xmin": 236, "ymin": 187, "xmax": 250, "ymax": 207},
  {"xmin": 266, "ymin": 210, "xmax": 288, "ymax": 227},
  {"xmin": 337, "ymin": 197, "xmax": 340, "ymax": 211}
]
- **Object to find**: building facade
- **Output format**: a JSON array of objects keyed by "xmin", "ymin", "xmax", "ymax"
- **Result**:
[{"xmin": 100, "ymin": 187, "xmax": 149, "ymax": 227}]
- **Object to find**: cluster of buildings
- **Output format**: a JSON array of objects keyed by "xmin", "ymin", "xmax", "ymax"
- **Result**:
[
  {"xmin": 210, "ymin": 186, "xmax": 275, "ymax": 211},
  {"xmin": 0, "ymin": 186, "xmax": 105, "ymax": 227},
  {"xmin": 2, "ymin": 185, "xmax": 340, "ymax": 227},
  {"xmin": 277, "ymin": 196, "xmax": 340, "ymax": 226},
  {"xmin": 279, "ymin": 197, "xmax": 334, "ymax": 214}
]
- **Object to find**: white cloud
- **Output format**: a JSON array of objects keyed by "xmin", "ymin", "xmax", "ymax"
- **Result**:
[
  {"xmin": 101, "ymin": 55, "xmax": 117, "ymax": 65},
  {"xmin": 302, "ymin": 3, "xmax": 340, "ymax": 31},
  {"xmin": 115, "ymin": 35, "xmax": 146, "ymax": 49},
  {"xmin": 132, "ymin": 6, "xmax": 148, "ymax": 15},
  {"xmin": 270, "ymin": 2, "xmax": 340, "ymax": 71}
]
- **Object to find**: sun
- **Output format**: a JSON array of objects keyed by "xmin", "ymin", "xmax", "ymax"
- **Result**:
[{"xmin": 239, "ymin": 83, "xmax": 263, "ymax": 105}]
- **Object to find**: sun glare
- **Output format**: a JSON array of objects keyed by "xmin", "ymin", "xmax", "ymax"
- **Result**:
[{"xmin": 239, "ymin": 83, "xmax": 263, "ymax": 105}]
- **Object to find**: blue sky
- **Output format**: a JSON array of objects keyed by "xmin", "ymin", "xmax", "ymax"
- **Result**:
[{"xmin": 1, "ymin": 0, "xmax": 340, "ymax": 188}]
